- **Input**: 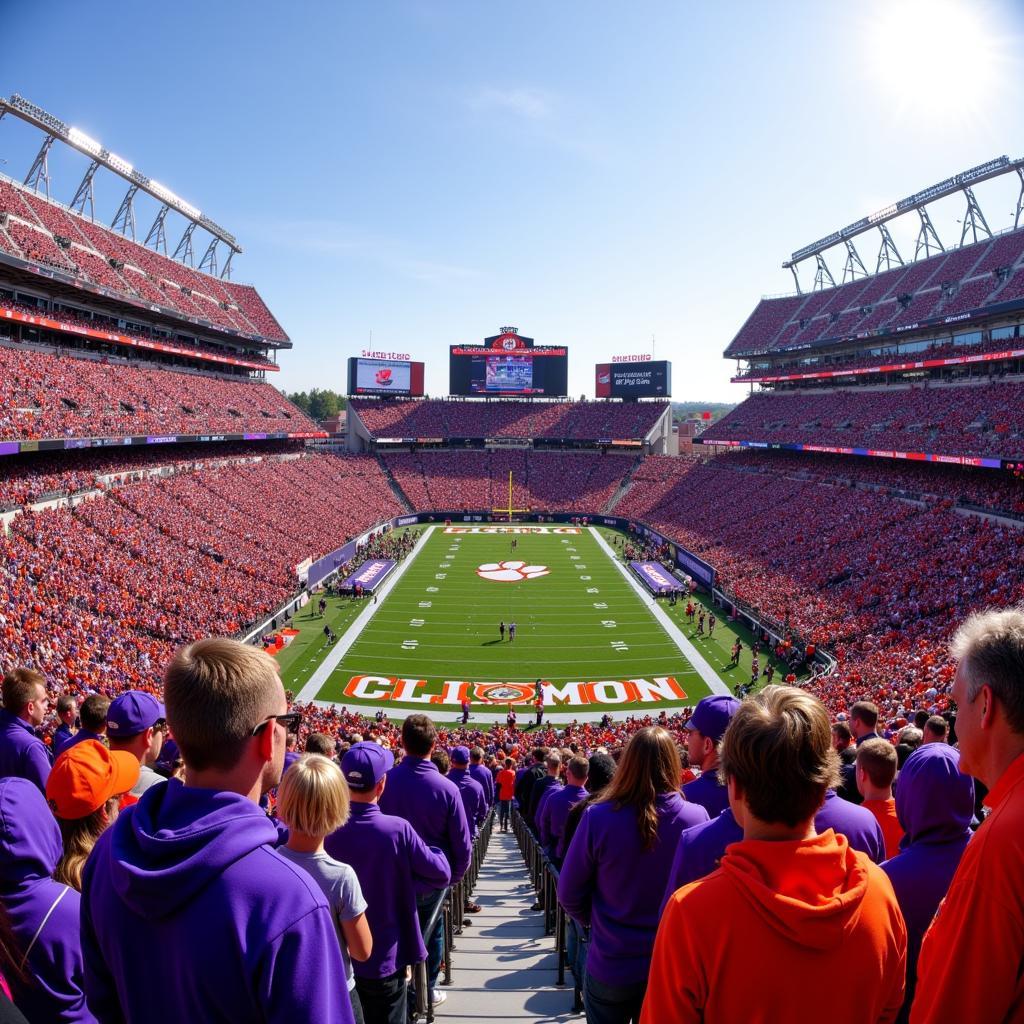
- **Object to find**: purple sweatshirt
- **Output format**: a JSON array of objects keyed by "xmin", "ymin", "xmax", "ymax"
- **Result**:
[
  {"xmin": 540, "ymin": 784, "xmax": 587, "ymax": 857},
  {"xmin": 558, "ymin": 791, "xmax": 708, "ymax": 985},
  {"xmin": 468, "ymin": 763, "xmax": 495, "ymax": 806},
  {"xmin": 882, "ymin": 744, "xmax": 974, "ymax": 1014},
  {"xmin": 0, "ymin": 778, "xmax": 93, "ymax": 1023},
  {"xmin": 80, "ymin": 780, "xmax": 353, "ymax": 1024},
  {"xmin": 379, "ymin": 756, "xmax": 472, "ymax": 883},
  {"xmin": 682, "ymin": 768, "xmax": 730, "ymax": 818},
  {"xmin": 662, "ymin": 789, "xmax": 887, "ymax": 910},
  {"xmin": 448, "ymin": 768, "xmax": 487, "ymax": 832},
  {"xmin": 0, "ymin": 711, "xmax": 50, "ymax": 793},
  {"xmin": 326, "ymin": 802, "xmax": 451, "ymax": 978}
]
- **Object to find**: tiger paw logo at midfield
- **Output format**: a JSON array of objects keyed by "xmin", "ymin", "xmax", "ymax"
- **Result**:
[{"xmin": 476, "ymin": 560, "xmax": 551, "ymax": 582}]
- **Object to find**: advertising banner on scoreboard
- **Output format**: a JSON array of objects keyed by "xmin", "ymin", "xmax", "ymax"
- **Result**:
[
  {"xmin": 449, "ymin": 330, "xmax": 568, "ymax": 396},
  {"xmin": 347, "ymin": 357, "xmax": 425, "ymax": 396},
  {"xmin": 595, "ymin": 360, "xmax": 671, "ymax": 398}
]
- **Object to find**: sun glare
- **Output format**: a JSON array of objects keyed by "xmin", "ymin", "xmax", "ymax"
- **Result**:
[{"xmin": 865, "ymin": 0, "xmax": 1003, "ymax": 119}]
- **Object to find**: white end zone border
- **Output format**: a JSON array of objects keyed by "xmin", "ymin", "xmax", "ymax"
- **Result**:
[
  {"xmin": 294, "ymin": 526, "xmax": 436, "ymax": 703},
  {"xmin": 588, "ymin": 527, "xmax": 730, "ymax": 697}
]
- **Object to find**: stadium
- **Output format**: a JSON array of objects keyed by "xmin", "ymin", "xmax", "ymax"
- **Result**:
[{"xmin": 1, "ymin": 22, "xmax": 1023, "ymax": 1024}]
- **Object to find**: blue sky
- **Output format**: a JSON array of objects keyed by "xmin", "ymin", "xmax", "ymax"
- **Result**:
[{"xmin": 4, "ymin": 0, "xmax": 1023, "ymax": 401}]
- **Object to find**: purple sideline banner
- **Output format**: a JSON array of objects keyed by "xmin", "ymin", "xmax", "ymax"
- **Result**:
[
  {"xmin": 630, "ymin": 560, "xmax": 684, "ymax": 595},
  {"xmin": 340, "ymin": 558, "xmax": 397, "ymax": 593}
]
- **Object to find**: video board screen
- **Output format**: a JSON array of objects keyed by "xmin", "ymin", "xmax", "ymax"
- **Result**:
[
  {"xmin": 347, "ymin": 358, "xmax": 424, "ymax": 396},
  {"xmin": 450, "ymin": 331, "xmax": 568, "ymax": 397},
  {"xmin": 595, "ymin": 360, "xmax": 672, "ymax": 398}
]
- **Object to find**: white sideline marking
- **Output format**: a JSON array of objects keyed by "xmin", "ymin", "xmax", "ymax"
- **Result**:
[
  {"xmin": 588, "ymin": 527, "xmax": 730, "ymax": 696},
  {"xmin": 295, "ymin": 526, "xmax": 436, "ymax": 703}
]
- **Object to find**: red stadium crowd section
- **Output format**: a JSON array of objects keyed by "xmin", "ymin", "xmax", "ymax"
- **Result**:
[
  {"xmin": 0, "ymin": 453, "xmax": 402, "ymax": 696},
  {"xmin": 616, "ymin": 453, "xmax": 1024, "ymax": 719},
  {"xmin": 726, "ymin": 227, "xmax": 1024, "ymax": 357},
  {"xmin": 0, "ymin": 177, "xmax": 287, "ymax": 341},
  {"xmin": 350, "ymin": 398, "xmax": 668, "ymax": 440},
  {"xmin": 701, "ymin": 381, "xmax": 1024, "ymax": 459},
  {"xmin": 384, "ymin": 450, "xmax": 636, "ymax": 512},
  {"xmin": 0, "ymin": 342, "xmax": 314, "ymax": 441}
]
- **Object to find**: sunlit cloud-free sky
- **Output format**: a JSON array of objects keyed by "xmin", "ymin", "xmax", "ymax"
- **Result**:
[{"xmin": 3, "ymin": 0, "xmax": 1023, "ymax": 400}]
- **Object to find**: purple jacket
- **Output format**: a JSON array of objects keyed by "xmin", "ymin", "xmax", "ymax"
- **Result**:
[
  {"xmin": 558, "ymin": 791, "xmax": 708, "ymax": 985},
  {"xmin": 541, "ymin": 784, "xmax": 587, "ymax": 857},
  {"xmin": 468, "ymin": 763, "xmax": 495, "ymax": 806},
  {"xmin": 0, "ymin": 778, "xmax": 93, "ymax": 1023},
  {"xmin": 882, "ymin": 744, "xmax": 974, "ymax": 1011},
  {"xmin": 51, "ymin": 723, "xmax": 77, "ymax": 759},
  {"xmin": 80, "ymin": 780, "xmax": 353, "ymax": 1024},
  {"xmin": 528, "ymin": 774, "xmax": 560, "ymax": 825},
  {"xmin": 448, "ymin": 768, "xmax": 487, "ymax": 832},
  {"xmin": 326, "ymin": 802, "xmax": 451, "ymax": 979},
  {"xmin": 535, "ymin": 781, "xmax": 563, "ymax": 845},
  {"xmin": 0, "ymin": 710, "xmax": 50, "ymax": 793},
  {"xmin": 682, "ymin": 769, "xmax": 730, "ymax": 818},
  {"xmin": 379, "ymin": 756, "xmax": 471, "ymax": 883},
  {"xmin": 661, "ymin": 789, "xmax": 887, "ymax": 910}
]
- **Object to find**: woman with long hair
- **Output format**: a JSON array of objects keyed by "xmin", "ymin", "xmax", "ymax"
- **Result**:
[
  {"xmin": 46, "ymin": 740, "xmax": 139, "ymax": 892},
  {"xmin": 558, "ymin": 727, "xmax": 709, "ymax": 1024}
]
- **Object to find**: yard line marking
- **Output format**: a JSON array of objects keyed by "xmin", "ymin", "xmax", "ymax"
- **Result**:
[
  {"xmin": 588, "ymin": 526, "xmax": 729, "ymax": 696},
  {"xmin": 295, "ymin": 526, "xmax": 435, "ymax": 703}
]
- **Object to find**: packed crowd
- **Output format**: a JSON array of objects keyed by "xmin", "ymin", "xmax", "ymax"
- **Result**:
[
  {"xmin": 350, "ymin": 399, "xmax": 668, "ymax": 441},
  {"xmin": 726, "ymin": 226, "xmax": 1024, "ymax": 357},
  {"xmin": 0, "ymin": 176, "xmax": 287, "ymax": 340},
  {"xmin": 384, "ymin": 450, "xmax": 637, "ymax": 512},
  {"xmin": 1, "ymin": 605, "xmax": 1021, "ymax": 1024},
  {"xmin": 0, "ymin": 297, "xmax": 276, "ymax": 371},
  {"xmin": 0, "ymin": 343, "xmax": 314, "ymax": 441},
  {"xmin": 702, "ymin": 381, "xmax": 1024, "ymax": 459},
  {"xmin": 616, "ymin": 453, "xmax": 1024, "ymax": 722},
  {"xmin": 0, "ymin": 453, "xmax": 402, "ymax": 700}
]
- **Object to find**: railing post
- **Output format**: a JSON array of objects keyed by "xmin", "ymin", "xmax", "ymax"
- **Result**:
[
  {"xmin": 556, "ymin": 903, "xmax": 566, "ymax": 987},
  {"xmin": 442, "ymin": 893, "xmax": 454, "ymax": 987}
]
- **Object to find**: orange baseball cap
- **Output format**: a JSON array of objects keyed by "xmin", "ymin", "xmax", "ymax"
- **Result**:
[{"xmin": 46, "ymin": 740, "xmax": 141, "ymax": 819}]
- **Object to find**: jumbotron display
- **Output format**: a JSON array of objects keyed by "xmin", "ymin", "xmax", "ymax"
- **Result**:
[
  {"xmin": 347, "ymin": 357, "xmax": 425, "ymax": 397},
  {"xmin": 449, "ymin": 329, "xmax": 568, "ymax": 397},
  {"xmin": 595, "ymin": 359, "xmax": 672, "ymax": 398}
]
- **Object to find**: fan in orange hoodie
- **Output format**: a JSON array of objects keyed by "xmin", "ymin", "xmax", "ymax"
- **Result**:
[{"xmin": 644, "ymin": 686, "xmax": 907, "ymax": 1024}]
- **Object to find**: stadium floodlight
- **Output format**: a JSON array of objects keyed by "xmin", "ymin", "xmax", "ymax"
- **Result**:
[
  {"xmin": 148, "ymin": 179, "xmax": 201, "ymax": 220},
  {"xmin": 106, "ymin": 152, "xmax": 133, "ymax": 176},
  {"xmin": 68, "ymin": 127, "xmax": 102, "ymax": 157}
]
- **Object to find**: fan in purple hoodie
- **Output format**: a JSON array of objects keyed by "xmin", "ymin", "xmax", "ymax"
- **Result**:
[
  {"xmin": 0, "ymin": 777, "xmax": 94, "ymax": 1023},
  {"xmin": 79, "ymin": 638, "xmax": 353, "ymax": 1024},
  {"xmin": 881, "ymin": 743, "xmax": 974, "ymax": 1024}
]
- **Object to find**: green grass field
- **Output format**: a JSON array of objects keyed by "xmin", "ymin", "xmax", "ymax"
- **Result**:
[{"xmin": 278, "ymin": 525, "xmax": 796, "ymax": 720}]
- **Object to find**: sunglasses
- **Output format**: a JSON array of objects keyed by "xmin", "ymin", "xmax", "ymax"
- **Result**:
[{"xmin": 251, "ymin": 712, "xmax": 302, "ymax": 737}]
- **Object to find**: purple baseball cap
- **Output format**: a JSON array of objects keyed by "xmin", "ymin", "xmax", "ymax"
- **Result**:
[
  {"xmin": 107, "ymin": 691, "xmax": 166, "ymax": 738},
  {"xmin": 450, "ymin": 745, "xmax": 471, "ymax": 765},
  {"xmin": 685, "ymin": 695, "xmax": 742, "ymax": 743},
  {"xmin": 342, "ymin": 742, "xmax": 394, "ymax": 791}
]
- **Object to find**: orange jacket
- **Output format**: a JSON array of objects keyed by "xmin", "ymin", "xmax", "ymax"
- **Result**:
[
  {"xmin": 863, "ymin": 797, "xmax": 905, "ymax": 861},
  {"xmin": 642, "ymin": 830, "xmax": 906, "ymax": 1024},
  {"xmin": 911, "ymin": 751, "xmax": 1024, "ymax": 1023}
]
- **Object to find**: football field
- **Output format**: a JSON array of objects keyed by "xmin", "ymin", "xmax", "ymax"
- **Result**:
[{"xmin": 279, "ymin": 524, "xmax": 787, "ymax": 722}]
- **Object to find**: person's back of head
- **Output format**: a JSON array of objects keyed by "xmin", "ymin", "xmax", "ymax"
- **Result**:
[
  {"xmin": 831, "ymin": 721, "xmax": 853, "ymax": 750},
  {"xmin": 430, "ymin": 749, "xmax": 450, "ymax": 775},
  {"xmin": 600, "ymin": 726, "xmax": 680, "ymax": 850},
  {"xmin": 305, "ymin": 732, "xmax": 335, "ymax": 757},
  {"xmin": 532, "ymin": 746, "xmax": 549, "ymax": 765},
  {"xmin": 79, "ymin": 695, "xmax": 111, "ymax": 735},
  {"xmin": 721, "ymin": 685, "xmax": 839, "ymax": 828},
  {"xmin": 849, "ymin": 700, "xmax": 879, "ymax": 737},
  {"xmin": 566, "ymin": 755, "xmax": 589, "ymax": 786},
  {"xmin": 856, "ymin": 738, "xmax": 898, "ymax": 798},
  {"xmin": 913, "ymin": 710, "xmax": 930, "ymax": 731},
  {"xmin": 470, "ymin": 746, "xmax": 484, "ymax": 764},
  {"xmin": 545, "ymin": 752, "xmax": 561, "ymax": 775},
  {"xmin": 2, "ymin": 669, "xmax": 47, "ymax": 723},
  {"xmin": 401, "ymin": 714, "xmax": 436, "ymax": 758},
  {"xmin": 922, "ymin": 715, "xmax": 948, "ymax": 744},
  {"xmin": 277, "ymin": 755, "xmax": 350, "ymax": 838},
  {"xmin": 897, "ymin": 726, "xmax": 923, "ymax": 749},
  {"xmin": 164, "ymin": 637, "xmax": 284, "ymax": 775},
  {"xmin": 587, "ymin": 752, "xmax": 616, "ymax": 793}
]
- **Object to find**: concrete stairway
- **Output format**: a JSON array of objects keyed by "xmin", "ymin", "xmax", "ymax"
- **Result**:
[{"xmin": 439, "ymin": 830, "xmax": 579, "ymax": 1022}]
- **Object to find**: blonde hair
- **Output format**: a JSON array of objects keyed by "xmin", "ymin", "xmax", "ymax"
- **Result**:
[
  {"xmin": 55, "ymin": 797, "xmax": 119, "ymax": 892},
  {"xmin": 165, "ymin": 637, "xmax": 282, "ymax": 772},
  {"xmin": 856, "ymin": 737, "xmax": 897, "ymax": 789},
  {"xmin": 277, "ymin": 755, "xmax": 351, "ymax": 837}
]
